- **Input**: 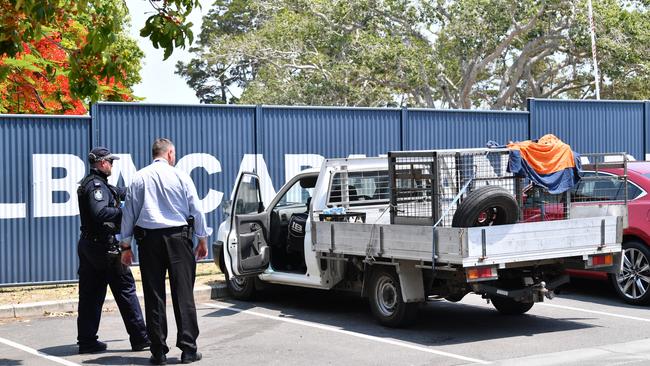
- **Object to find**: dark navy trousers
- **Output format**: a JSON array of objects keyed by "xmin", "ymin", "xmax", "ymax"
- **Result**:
[
  {"xmin": 137, "ymin": 226, "xmax": 199, "ymax": 356},
  {"xmin": 77, "ymin": 238, "xmax": 148, "ymax": 347}
]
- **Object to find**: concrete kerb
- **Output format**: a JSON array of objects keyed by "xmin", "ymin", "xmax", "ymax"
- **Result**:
[{"xmin": 0, "ymin": 282, "xmax": 228, "ymax": 319}]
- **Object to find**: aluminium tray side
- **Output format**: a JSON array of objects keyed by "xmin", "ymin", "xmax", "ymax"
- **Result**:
[{"xmin": 312, "ymin": 216, "xmax": 622, "ymax": 266}]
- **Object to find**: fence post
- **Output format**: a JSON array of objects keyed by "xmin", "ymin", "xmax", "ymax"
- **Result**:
[
  {"xmin": 526, "ymin": 98, "xmax": 535, "ymax": 140},
  {"xmin": 400, "ymin": 107, "xmax": 408, "ymax": 151},
  {"xmin": 255, "ymin": 104, "xmax": 262, "ymax": 173},
  {"xmin": 90, "ymin": 103, "xmax": 98, "ymax": 147}
]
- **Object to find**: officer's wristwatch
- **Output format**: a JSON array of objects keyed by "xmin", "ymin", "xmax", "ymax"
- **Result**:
[{"xmin": 120, "ymin": 244, "xmax": 132, "ymax": 251}]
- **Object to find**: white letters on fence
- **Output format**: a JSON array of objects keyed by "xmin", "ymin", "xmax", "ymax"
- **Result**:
[{"xmin": 32, "ymin": 154, "xmax": 85, "ymax": 218}]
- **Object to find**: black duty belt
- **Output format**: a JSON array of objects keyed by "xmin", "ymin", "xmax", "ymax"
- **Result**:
[
  {"xmin": 80, "ymin": 231, "xmax": 114, "ymax": 243},
  {"xmin": 134, "ymin": 225, "xmax": 190, "ymax": 241}
]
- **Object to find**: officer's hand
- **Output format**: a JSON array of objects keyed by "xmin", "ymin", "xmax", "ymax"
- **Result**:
[
  {"xmin": 195, "ymin": 238, "xmax": 208, "ymax": 261},
  {"xmin": 121, "ymin": 249, "xmax": 133, "ymax": 266}
]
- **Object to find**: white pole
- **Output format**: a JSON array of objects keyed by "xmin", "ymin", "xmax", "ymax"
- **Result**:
[{"xmin": 587, "ymin": 0, "xmax": 601, "ymax": 99}]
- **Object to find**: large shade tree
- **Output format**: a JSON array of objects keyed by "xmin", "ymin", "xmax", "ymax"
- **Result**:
[{"xmin": 177, "ymin": 0, "xmax": 650, "ymax": 109}]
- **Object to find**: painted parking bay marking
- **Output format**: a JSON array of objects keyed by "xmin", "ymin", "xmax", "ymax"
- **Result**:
[
  {"xmin": 537, "ymin": 302, "xmax": 650, "ymax": 323},
  {"xmin": 0, "ymin": 336, "xmax": 81, "ymax": 366},
  {"xmin": 203, "ymin": 302, "xmax": 490, "ymax": 365}
]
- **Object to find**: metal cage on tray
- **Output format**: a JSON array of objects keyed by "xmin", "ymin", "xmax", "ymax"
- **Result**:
[
  {"xmin": 388, "ymin": 149, "xmax": 629, "ymax": 227},
  {"xmin": 388, "ymin": 148, "xmax": 517, "ymax": 227}
]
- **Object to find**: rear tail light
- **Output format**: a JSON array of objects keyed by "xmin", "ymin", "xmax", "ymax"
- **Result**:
[
  {"xmin": 466, "ymin": 266, "xmax": 498, "ymax": 282},
  {"xmin": 587, "ymin": 254, "xmax": 614, "ymax": 268}
]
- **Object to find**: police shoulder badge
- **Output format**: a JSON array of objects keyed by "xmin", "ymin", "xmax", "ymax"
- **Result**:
[{"xmin": 93, "ymin": 189, "xmax": 104, "ymax": 201}]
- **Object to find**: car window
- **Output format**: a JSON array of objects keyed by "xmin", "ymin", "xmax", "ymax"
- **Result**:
[
  {"xmin": 328, "ymin": 170, "xmax": 390, "ymax": 206},
  {"xmin": 524, "ymin": 186, "xmax": 563, "ymax": 207},
  {"xmin": 234, "ymin": 175, "xmax": 262, "ymax": 215},
  {"xmin": 276, "ymin": 178, "xmax": 313, "ymax": 208},
  {"xmin": 573, "ymin": 172, "xmax": 642, "ymax": 201}
]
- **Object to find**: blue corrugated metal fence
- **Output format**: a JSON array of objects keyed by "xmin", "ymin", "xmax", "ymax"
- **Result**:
[{"xmin": 0, "ymin": 98, "xmax": 648, "ymax": 285}]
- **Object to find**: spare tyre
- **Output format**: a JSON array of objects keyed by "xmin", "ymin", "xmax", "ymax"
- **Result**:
[{"xmin": 452, "ymin": 186, "xmax": 518, "ymax": 227}]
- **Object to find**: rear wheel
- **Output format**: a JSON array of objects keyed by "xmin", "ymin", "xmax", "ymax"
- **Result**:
[
  {"xmin": 611, "ymin": 240, "xmax": 650, "ymax": 305},
  {"xmin": 490, "ymin": 297, "xmax": 534, "ymax": 315},
  {"xmin": 368, "ymin": 267, "xmax": 418, "ymax": 327}
]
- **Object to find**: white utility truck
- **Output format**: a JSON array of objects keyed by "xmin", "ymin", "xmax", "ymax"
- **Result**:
[{"xmin": 213, "ymin": 148, "xmax": 625, "ymax": 326}]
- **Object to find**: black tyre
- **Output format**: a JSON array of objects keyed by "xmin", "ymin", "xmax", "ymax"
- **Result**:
[
  {"xmin": 490, "ymin": 296, "xmax": 534, "ymax": 315},
  {"xmin": 223, "ymin": 260, "xmax": 256, "ymax": 300},
  {"xmin": 368, "ymin": 267, "xmax": 419, "ymax": 327},
  {"xmin": 452, "ymin": 186, "xmax": 519, "ymax": 227},
  {"xmin": 610, "ymin": 240, "xmax": 650, "ymax": 305},
  {"xmin": 444, "ymin": 293, "xmax": 467, "ymax": 302}
]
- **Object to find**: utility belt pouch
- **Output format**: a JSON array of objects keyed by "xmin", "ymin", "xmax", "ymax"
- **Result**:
[{"xmin": 186, "ymin": 216, "xmax": 195, "ymax": 238}]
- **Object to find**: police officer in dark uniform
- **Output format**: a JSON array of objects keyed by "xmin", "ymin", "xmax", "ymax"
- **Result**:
[{"xmin": 76, "ymin": 146, "xmax": 150, "ymax": 354}]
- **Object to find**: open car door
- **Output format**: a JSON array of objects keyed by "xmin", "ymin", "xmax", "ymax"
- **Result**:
[{"xmin": 227, "ymin": 172, "xmax": 271, "ymax": 276}]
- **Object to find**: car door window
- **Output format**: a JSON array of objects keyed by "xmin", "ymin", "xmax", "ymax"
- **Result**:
[{"xmin": 235, "ymin": 175, "xmax": 263, "ymax": 215}]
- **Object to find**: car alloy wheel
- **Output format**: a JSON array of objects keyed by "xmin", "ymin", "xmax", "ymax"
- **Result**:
[{"xmin": 616, "ymin": 247, "xmax": 650, "ymax": 300}]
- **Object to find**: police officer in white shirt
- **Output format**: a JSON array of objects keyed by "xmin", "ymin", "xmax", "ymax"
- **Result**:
[{"xmin": 120, "ymin": 138, "xmax": 211, "ymax": 365}]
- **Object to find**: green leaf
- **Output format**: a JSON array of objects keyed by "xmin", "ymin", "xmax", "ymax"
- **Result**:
[
  {"xmin": 2, "ymin": 57, "xmax": 43, "ymax": 72},
  {"xmin": 164, "ymin": 45, "xmax": 173, "ymax": 60}
]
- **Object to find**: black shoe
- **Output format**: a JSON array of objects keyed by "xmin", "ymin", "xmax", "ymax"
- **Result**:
[
  {"xmin": 132, "ymin": 339, "xmax": 151, "ymax": 351},
  {"xmin": 78, "ymin": 341, "xmax": 107, "ymax": 354},
  {"xmin": 149, "ymin": 353, "xmax": 167, "ymax": 365},
  {"xmin": 181, "ymin": 351, "xmax": 202, "ymax": 364}
]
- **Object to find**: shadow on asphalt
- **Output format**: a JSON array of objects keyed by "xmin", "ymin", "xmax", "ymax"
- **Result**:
[
  {"xmin": 80, "ymin": 355, "xmax": 176, "ymax": 365},
  {"xmin": 0, "ymin": 358, "xmax": 22, "ymax": 365},
  {"xmin": 37, "ymin": 344, "xmax": 181, "ymax": 365},
  {"xmin": 202, "ymin": 284, "xmax": 597, "ymax": 347},
  {"xmin": 39, "ymin": 340, "xmax": 140, "ymax": 358},
  {"xmin": 38, "ymin": 344, "xmax": 78, "ymax": 357},
  {"xmin": 557, "ymin": 277, "xmax": 648, "ymax": 310}
]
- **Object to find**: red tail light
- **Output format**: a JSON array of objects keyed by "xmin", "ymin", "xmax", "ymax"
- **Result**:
[{"xmin": 466, "ymin": 266, "xmax": 498, "ymax": 282}]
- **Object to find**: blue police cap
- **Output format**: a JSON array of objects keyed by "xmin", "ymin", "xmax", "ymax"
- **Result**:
[{"xmin": 88, "ymin": 146, "xmax": 120, "ymax": 163}]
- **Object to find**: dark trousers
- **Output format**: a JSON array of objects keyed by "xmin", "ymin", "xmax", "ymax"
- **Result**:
[
  {"xmin": 77, "ymin": 238, "xmax": 148, "ymax": 347},
  {"xmin": 137, "ymin": 226, "xmax": 199, "ymax": 356}
]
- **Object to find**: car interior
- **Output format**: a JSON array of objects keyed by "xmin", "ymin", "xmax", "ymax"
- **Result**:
[{"xmin": 268, "ymin": 175, "xmax": 317, "ymax": 273}]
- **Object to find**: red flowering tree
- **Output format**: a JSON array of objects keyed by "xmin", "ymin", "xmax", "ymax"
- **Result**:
[{"xmin": 0, "ymin": 0, "xmax": 197, "ymax": 114}]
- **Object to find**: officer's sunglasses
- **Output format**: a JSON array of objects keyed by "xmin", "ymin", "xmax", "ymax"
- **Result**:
[{"xmin": 101, "ymin": 159, "xmax": 114, "ymax": 166}]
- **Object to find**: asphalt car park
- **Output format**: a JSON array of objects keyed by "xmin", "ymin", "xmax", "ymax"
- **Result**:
[{"xmin": 1, "ymin": 280, "xmax": 649, "ymax": 366}]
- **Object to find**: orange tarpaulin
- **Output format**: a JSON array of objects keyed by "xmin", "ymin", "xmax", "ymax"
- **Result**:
[{"xmin": 507, "ymin": 134, "xmax": 576, "ymax": 175}]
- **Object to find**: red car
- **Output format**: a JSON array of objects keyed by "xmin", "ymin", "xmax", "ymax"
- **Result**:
[{"xmin": 522, "ymin": 162, "xmax": 650, "ymax": 305}]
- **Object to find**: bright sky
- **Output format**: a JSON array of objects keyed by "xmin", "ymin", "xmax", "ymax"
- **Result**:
[{"xmin": 126, "ymin": 1, "xmax": 213, "ymax": 104}]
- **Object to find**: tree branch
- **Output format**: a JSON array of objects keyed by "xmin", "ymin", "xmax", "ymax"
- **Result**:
[{"xmin": 459, "ymin": 1, "xmax": 547, "ymax": 108}]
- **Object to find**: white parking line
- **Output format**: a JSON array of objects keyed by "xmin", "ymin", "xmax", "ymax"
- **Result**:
[
  {"xmin": 202, "ymin": 302, "xmax": 491, "ymax": 364},
  {"xmin": 0, "ymin": 336, "xmax": 81, "ymax": 366},
  {"xmin": 537, "ymin": 302, "xmax": 650, "ymax": 322}
]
